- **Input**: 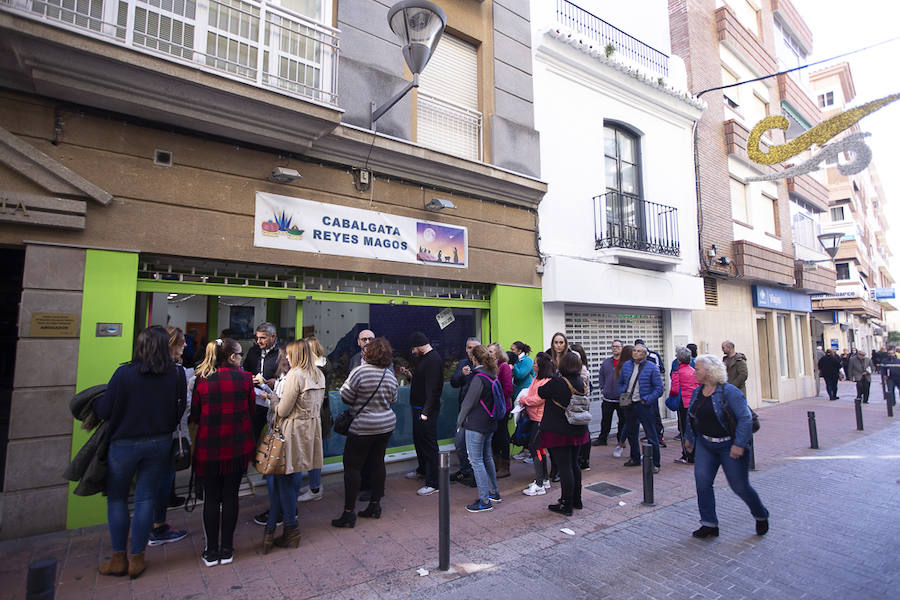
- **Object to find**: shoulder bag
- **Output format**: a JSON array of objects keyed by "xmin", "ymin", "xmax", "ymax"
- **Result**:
[
  {"xmin": 333, "ymin": 369, "xmax": 387, "ymax": 436},
  {"xmin": 553, "ymin": 377, "xmax": 592, "ymax": 426},
  {"xmin": 619, "ymin": 362, "xmax": 646, "ymax": 408},
  {"xmin": 255, "ymin": 421, "xmax": 287, "ymax": 476}
]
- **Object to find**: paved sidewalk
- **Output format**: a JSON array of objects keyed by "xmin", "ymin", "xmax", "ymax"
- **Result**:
[{"xmin": 0, "ymin": 378, "xmax": 896, "ymax": 599}]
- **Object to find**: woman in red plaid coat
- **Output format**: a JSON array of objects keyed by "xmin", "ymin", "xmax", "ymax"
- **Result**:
[{"xmin": 190, "ymin": 338, "xmax": 255, "ymax": 567}]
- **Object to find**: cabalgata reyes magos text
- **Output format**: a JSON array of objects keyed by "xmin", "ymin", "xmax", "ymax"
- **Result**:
[{"xmin": 313, "ymin": 216, "xmax": 408, "ymax": 250}]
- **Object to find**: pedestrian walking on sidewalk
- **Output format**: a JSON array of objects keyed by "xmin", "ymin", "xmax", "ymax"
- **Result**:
[
  {"xmin": 818, "ymin": 349, "xmax": 842, "ymax": 401},
  {"xmin": 488, "ymin": 343, "xmax": 514, "ymax": 478},
  {"xmin": 847, "ymin": 350, "xmax": 874, "ymax": 403},
  {"xmin": 332, "ymin": 337, "xmax": 398, "ymax": 528},
  {"xmin": 96, "ymin": 326, "xmax": 186, "ymax": 579},
  {"xmin": 538, "ymin": 352, "xmax": 590, "ymax": 516},
  {"xmin": 670, "ymin": 346, "xmax": 698, "ymax": 464},
  {"xmin": 191, "ymin": 338, "xmax": 256, "ymax": 567},
  {"xmin": 684, "ymin": 355, "xmax": 769, "ymax": 539},
  {"xmin": 519, "ymin": 352, "xmax": 553, "ymax": 496},
  {"xmin": 457, "ymin": 345, "xmax": 502, "ymax": 512}
]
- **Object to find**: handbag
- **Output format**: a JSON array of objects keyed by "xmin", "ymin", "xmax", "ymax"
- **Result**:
[
  {"xmin": 255, "ymin": 422, "xmax": 287, "ymax": 476},
  {"xmin": 333, "ymin": 369, "xmax": 387, "ymax": 436},
  {"xmin": 665, "ymin": 394, "xmax": 681, "ymax": 412},
  {"xmin": 171, "ymin": 426, "xmax": 192, "ymax": 471},
  {"xmin": 618, "ymin": 362, "xmax": 646, "ymax": 408}
]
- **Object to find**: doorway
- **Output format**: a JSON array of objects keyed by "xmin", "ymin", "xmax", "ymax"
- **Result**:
[
  {"xmin": 756, "ymin": 314, "xmax": 776, "ymax": 401},
  {"xmin": 0, "ymin": 248, "xmax": 25, "ymax": 485}
]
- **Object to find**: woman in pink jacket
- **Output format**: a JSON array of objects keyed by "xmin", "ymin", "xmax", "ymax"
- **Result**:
[
  {"xmin": 519, "ymin": 352, "xmax": 554, "ymax": 496},
  {"xmin": 670, "ymin": 346, "xmax": 699, "ymax": 464}
]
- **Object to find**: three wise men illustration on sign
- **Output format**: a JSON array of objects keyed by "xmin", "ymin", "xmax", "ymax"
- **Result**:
[{"xmin": 416, "ymin": 222, "xmax": 464, "ymax": 265}]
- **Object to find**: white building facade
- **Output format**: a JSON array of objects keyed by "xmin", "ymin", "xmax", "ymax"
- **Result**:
[{"xmin": 531, "ymin": 0, "xmax": 704, "ymax": 401}]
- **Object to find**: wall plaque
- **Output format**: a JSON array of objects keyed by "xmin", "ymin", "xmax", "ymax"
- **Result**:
[{"xmin": 30, "ymin": 313, "xmax": 79, "ymax": 337}]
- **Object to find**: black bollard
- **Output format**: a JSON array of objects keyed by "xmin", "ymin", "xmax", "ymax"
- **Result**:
[
  {"xmin": 855, "ymin": 398, "xmax": 864, "ymax": 431},
  {"xmin": 641, "ymin": 443, "xmax": 655, "ymax": 506},
  {"xmin": 807, "ymin": 411, "xmax": 819, "ymax": 449},
  {"xmin": 26, "ymin": 557, "xmax": 56, "ymax": 600},
  {"xmin": 748, "ymin": 436, "xmax": 756, "ymax": 471},
  {"xmin": 438, "ymin": 451, "xmax": 450, "ymax": 571}
]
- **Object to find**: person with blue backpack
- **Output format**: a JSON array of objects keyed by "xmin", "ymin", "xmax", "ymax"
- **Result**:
[{"xmin": 456, "ymin": 345, "xmax": 505, "ymax": 513}]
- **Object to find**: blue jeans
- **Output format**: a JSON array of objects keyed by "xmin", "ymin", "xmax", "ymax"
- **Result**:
[
  {"xmin": 266, "ymin": 472, "xmax": 304, "ymax": 530},
  {"xmin": 626, "ymin": 401, "xmax": 660, "ymax": 467},
  {"xmin": 152, "ymin": 462, "xmax": 176, "ymax": 525},
  {"xmin": 454, "ymin": 427, "xmax": 472, "ymax": 474},
  {"xmin": 106, "ymin": 434, "xmax": 172, "ymax": 554},
  {"xmin": 694, "ymin": 436, "xmax": 769, "ymax": 527},
  {"xmin": 464, "ymin": 429, "xmax": 498, "ymax": 503}
]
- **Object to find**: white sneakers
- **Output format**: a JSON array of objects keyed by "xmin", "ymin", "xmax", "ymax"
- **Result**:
[
  {"xmin": 513, "ymin": 451, "xmax": 529, "ymax": 460},
  {"xmin": 417, "ymin": 486, "xmax": 438, "ymax": 496},
  {"xmin": 613, "ymin": 446, "xmax": 624, "ymax": 458},
  {"xmin": 522, "ymin": 480, "xmax": 551, "ymax": 496},
  {"xmin": 298, "ymin": 487, "xmax": 323, "ymax": 502},
  {"xmin": 522, "ymin": 481, "xmax": 546, "ymax": 496},
  {"xmin": 523, "ymin": 456, "xmax": 534, "ymax": 464},
  {"xmin": 405, "ymin": 470, "xmax": 424, "ymax": 480}
]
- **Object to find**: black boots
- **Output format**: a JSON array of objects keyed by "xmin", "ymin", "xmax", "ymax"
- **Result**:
[
  {"xmin": 331, "ymin": 510, "xmax": 357, "ymax": 528},
  {"xmin": 358, "ymin": 502, "xmax": 382, "ymax": 519},
  {"xmin": 692, "ymin": 525, "xmax": 719, "ymax": 538},
  {"xmin": 548, "ymin": 500, "xmax": 573, "ymax": 516},
  {"xmin": 756, "ymin": 519, "xmax": 769, "ymax": 536}
]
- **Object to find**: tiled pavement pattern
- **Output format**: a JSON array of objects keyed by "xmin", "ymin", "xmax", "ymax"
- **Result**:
[{"xmin": 0, "ymin": 378, "xmax": 897, "ymax": 599}]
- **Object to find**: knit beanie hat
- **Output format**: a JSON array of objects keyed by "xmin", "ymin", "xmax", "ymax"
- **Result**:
[{"xmin": 408, "ymin": 331, "xmax": 429, "ymax": 349}]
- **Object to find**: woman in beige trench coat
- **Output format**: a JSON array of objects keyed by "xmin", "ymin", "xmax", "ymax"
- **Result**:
[{"xmin": 262, "ymin": 339, "xmax": 325, "ymax": 553}]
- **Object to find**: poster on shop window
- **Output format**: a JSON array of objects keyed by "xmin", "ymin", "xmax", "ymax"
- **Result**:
[{"xmin": 254, "ymin": 192, "xmax": 467, "ymax": 268}]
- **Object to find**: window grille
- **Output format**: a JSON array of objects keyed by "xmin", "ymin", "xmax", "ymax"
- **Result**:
[{"xmin": 704, "ymin": 277, "xmax": 719, "ymax": 306}]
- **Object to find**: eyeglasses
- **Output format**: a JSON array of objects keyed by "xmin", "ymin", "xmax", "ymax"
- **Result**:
[{"xmin": 360, "ymin": 337, "xmax": 374, "ymax": 342}]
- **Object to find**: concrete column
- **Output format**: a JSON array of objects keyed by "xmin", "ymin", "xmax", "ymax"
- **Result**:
[{"xmin": 2, "ymin": 244, "xmax": 85, "ymax": 539}]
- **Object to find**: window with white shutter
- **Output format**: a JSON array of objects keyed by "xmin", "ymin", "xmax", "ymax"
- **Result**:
[{"xmin": 416, "ymin": 34, "xmax": 482, "ymax": 161}]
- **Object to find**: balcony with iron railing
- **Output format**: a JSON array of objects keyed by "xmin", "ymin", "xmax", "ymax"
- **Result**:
[
  {"xmin": 593, "ymin": 192, "xmax": 680, "ymax": 264},
  {"xmin": 554, "ymin": 0, "xmax": 669, "ymax": 79},
  {"xmin": 1, "ymin": 0, "xmax": 340, "ymax": 107}
]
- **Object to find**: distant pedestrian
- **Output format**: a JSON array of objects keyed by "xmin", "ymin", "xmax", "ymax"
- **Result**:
[
  {"xmin": 618, "ymin": 344, "xmax": 663, "ymax": 472},
  {"xmin": 721, "ymin": 340, "xmax": 748, "ymax": 396},
  {"xmin": 488, "ymin": 343, "xmax": 514, "ymax": 478},
  {"xmin": 510, "ymin": 340, "xmax": 534, "ymax": 460},
  {"xmin": 818, "ymin": 349, "xmax": 842, "ymax": 401},
  {"xmin": 538, "ymin": 352, "xmax": 590, "ymax": 516},
  {"xmin": 594, "ymin": 340, "xmax": 624, "ymax": 450},
  {"xmin": 684, "ymin": 355, "xmax": 769, "ymax": 539},
  {"xmin": 520, "ymin": 352, "xmax": 553, "ymax": 496},
  {"xmin": 669, "ymin": 346, "xmax": 698, "ymax": 464},
  {"xmin": 401, "ymin": 332, "xmax": 443, "ymax": 496},
  {"xmin": 847, "ymin": 349, "xmax": 874, "ymax": 403},
  {"xmin": 457, "ymin": 345, "xmax": 502, "ymax": 512}
]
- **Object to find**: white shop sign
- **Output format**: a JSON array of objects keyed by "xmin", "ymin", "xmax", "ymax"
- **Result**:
[{"xmin": 254, "ymin": 192, "xmax": 467, "ymax": 269}]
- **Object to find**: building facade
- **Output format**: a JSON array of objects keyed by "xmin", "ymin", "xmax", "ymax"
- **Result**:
[
  {"xmin": 809, "ymin": 63, "xmax": 895, "ymax": 352},
  {"xmin": 0, "ymin": 0, "xmax": 546, "ymax": 538},
  {"xmin": 668, "ymin": 0, "xmax": 836, "ymax": 407}
]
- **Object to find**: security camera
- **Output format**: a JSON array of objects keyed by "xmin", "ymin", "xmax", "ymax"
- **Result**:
[{"xmin": 268, "ymin": 167, "xmax": 302, "ymax": 183}]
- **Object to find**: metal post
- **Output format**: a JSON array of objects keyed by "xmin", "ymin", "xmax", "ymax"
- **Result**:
[
  {"xmin": 26, "ymin": 557, "xmax": 56, "ymax": 600},
  {"xmin": 748, "ymin": 436, "xmax": 756, "ymax": 471},
  {"xmin": 438, "ymin": 452, "xmax": 450, "ymax": 571},
  {"xmin": 640, "ymin": 443, "xmax": 655, "ymax": 506},
  {"xmin": 855, "ymin": 398, "xmax": 864, "ymax": 431},
  {"xmin": 807, "ymin": 411, "xmax": 819, "ymax": 449}
]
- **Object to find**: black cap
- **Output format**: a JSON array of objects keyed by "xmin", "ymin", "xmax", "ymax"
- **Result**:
[{"xmin": 408, "ymin": 331, "xmax": 429, "ymax": 348}]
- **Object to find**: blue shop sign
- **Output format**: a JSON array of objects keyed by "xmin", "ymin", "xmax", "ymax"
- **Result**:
[
  {"xmin": 874, "ymin": 287, "xmax": 895, "ymax": 299},
  {"xmin": 752, "ymin": 285, "xmax": 812, "ymax": 312}
]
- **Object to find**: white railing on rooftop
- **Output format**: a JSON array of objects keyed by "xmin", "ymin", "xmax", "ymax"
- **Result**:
[{"xmin": 1, "ymin": 0, "xmax": 340, "ymax": 107}]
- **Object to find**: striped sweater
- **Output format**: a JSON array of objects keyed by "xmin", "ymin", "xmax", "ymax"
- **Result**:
[{"xmin": 339, "ymin": 364, "xmax": 399, "ymax": 436}]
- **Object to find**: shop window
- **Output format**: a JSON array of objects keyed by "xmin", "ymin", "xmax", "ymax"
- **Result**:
[
  {"xmin": 836, "ymin": 262, "xmax": 851, "ymax": 280},
  {"xmin": 794, "ymin": 315, "xmax": 805, "ymax": 375},
  {"xmin": 777, "ymin": 314, "xmax": 789, "ymax": 377},
  {"xmin": 758, "ymin": 193, "xmax": 778, "ymax": 236},
  {"xmin": 416, "ymin": 34, "xmax": 482, "ymax": 161}
]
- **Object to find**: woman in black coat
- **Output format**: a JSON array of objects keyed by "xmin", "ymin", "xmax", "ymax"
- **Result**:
[{"xmin": 818, "ymin": 350, "xmax": 842, "ymax": 401}]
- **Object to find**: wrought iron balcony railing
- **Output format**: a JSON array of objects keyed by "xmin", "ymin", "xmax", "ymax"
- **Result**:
[
  {"xmin": 594, "ymin": 191, "xmax": 679, "ymax": 256},
  {"xmin": 555, "ymin": 0, "xmax": 669, "ymax": 78},
  {"xmin": 1, "ymin": 0, "xmax": 340, "ymax": 107}
]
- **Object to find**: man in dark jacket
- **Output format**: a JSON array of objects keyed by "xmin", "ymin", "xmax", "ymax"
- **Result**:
[
  {"xmin": 349, "ymin": 329, "xmax": 375, "ymax": 370},
  {"xmin": 449, "ymin": 337, "xmax": 480, "ymax": 484},
  {"xmin": 402, "ymin": 332, "xmax": 443, "ymax": 496},
  {"xmin": 593, "ymin": 339, "xmax": 624, "ymax": 449},
  {"xmin": 847, "ymin": 349, "xmax": 874, "ymax": 403},
  {"xmin": 818, "ymin": 349, "xmax": 843, "ymax": 401},
  {"xmin": 619, "ymin": 345, "xmax": 664, "ymax": 472},
  {"xmin": 242, "ymin": 322, "xmax": 284, "ymax": 442},
  {"xmin": 635, "ymin": 339, "xmax": 666, "ymax": 445},
  {"xmin": 722, "ymin": 340, "xmax": 748, "ymax": 396}
]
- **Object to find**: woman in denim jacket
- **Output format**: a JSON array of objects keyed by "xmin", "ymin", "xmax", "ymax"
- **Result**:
[{"xmin": 684, "ymin": 355, "xmax": 769, "ymax": 539}]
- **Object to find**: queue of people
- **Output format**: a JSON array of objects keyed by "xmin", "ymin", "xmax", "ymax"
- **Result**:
[{"xmin": 93, "ymin": 322, "xmax": 768, "ymax": 579}]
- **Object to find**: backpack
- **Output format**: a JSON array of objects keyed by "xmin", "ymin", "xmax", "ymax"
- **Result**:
[
  {"xmin": 557, "ymin": 377, "xmax": 592, "ymax": 426},
  {"xmin": 476, "ymin": 372, "xmax": 508, "ymax": 421}
]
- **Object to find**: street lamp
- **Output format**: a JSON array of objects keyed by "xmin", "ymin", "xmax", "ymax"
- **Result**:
[
  {"xmin": 817, "ymin": 232, "xmax": 843, "ymax": 259},
  {"xmin": 370, "ymin": 0, "xmax": 446, "ymax": 128}
]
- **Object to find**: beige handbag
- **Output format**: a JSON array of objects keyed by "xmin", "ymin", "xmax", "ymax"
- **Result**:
[{"xmin": 255, "ymin": 422, "xmax": 286, "ymax": 476}]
